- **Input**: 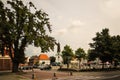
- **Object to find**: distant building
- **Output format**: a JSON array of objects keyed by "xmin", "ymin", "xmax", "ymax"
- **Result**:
[
  {"xmin": 0, "ymin": 47, "xmax": 12, "ymax": 71},
  {"xmin": 38, "ymin": 53, "xmax": 50, "ymax": 65},
  {"xmin": 28, "ymin": 55, "xmax": 39, "ymax": 66},
  {"xmin": 28, "ymin": 53, "xmax": 50, "ymax": 66},
  {"xmin": 70, "ymin": 58, "xmax": 87, "ymax": 69}
]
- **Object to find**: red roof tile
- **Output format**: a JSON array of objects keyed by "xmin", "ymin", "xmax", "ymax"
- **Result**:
[{"xmin": 38, "ymin": 54, "xmax": 49, "ymax": 60}]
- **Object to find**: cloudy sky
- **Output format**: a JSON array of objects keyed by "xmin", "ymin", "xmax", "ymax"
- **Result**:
[{"xmin": 3, "ymin": 0, "xmax": 120, "ymax": 57}]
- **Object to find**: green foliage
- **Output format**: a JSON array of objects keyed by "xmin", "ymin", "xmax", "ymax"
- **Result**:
[
  {"xmin": 89, "ymin": 28, "xmax": 120, "ymax": 65},
  {"xmin": 62, "ymin": 45, "xmax": 74, "ymax": 57},
  {"xmin": 75, "ymin": 48, "xmax": 86, "ymax": 69},
  {"xmin": 0, "ymin": 0, "xmax": 56, "ymax": 72},
  {"xmin": 87, "ymin": 49, "xmax": 97, "ymax": 61},
  {"xmin": 75, "ymin": 48, "xmax": 86, "ymax": 60},
  {"xmin": 111, "ymin": 35, "xmax": 120, "ymax": 62},
  {"xmin": 0, "ymin": 0, "xmax": 11, "ymax": 55},
  {"xmin": 89, "ymin": 28, "xmax": 112, "ymax": 63},
  {"xmin": 61, "ymin": 45, "xmax": 74, "ymax": 68}
]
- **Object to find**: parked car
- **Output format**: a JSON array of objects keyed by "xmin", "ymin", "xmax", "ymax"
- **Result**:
[
  {"xmin": 19, "ymin": 66, "xmax": 33, "ymax": 70},
  {"xmin": 38, "ymin": 64, "xmax": 51, "ymax": 70},
  {"xmin": 51, "ymin": 62, "xmax": 61, "ymax": 66},
  {"xmin": 33, "ymin": 65, "xmax": 38, "ymax": 68}
]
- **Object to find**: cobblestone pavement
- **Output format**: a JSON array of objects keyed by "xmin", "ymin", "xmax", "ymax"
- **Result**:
[
  {"xmin": 51, "ymin": 75, "xmax": 120, "ymax": 80},
  {"xmin": 43, "ymin": 75, "xmax": 120, "ymax": 80},
  {"xmin": 0, "ymin": 70, "xmax": 120, "ymax": 80},
  {"xmin": 23, "ymin": 69, "xmax": 120, "ymax": 80}
]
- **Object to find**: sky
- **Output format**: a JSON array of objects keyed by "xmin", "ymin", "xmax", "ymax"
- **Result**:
[{"xmin": 3, "ymin": 0, "xmax": 120, "ymax": 57}]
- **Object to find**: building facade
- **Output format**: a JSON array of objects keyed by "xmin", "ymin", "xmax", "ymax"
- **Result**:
[
  {"xmin": 0, "ymin": 47, "xmax": 12, "ymax": 71},
  {"xmin": 38, "ymin": 53, "xmax": 50, "ymax": 65}
]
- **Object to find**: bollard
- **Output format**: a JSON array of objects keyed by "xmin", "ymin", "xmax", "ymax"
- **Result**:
[
  {"xmin": 70, "ymin": 71, "xmax": 73, "ymax": 76},
  {"xmin": 32, "ymin": 73, "xmax": 34, "ymax": 79},
  {"xmin": 52, "ymin": 72, "xmax": 58, "ymax": 80},
  {"xmin": 53, "ymin": 72, "xmax": 56, "ymax": 77}
]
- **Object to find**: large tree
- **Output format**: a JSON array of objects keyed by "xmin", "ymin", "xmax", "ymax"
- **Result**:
[
  {"xmin": 0, "ymin": 0, "xmax": 56, "ymax": 72},
  {"xmin": 89, "ymin": 28, "xmax": 112, "ymax": 68},
  {"xmin": 89, "ymin": 28, "xmax": 120, "ymax": 68},
  {"xmin": 75, "ymin": 48, "xmax": 86, "ymax": 69},
  {"xmin": 61, "ymin": 45, "xmax": 74, "ymax": 69}
]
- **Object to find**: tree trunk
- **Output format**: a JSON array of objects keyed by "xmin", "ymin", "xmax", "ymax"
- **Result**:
[
  {"xmin": 102, "ymin": 63, "xmax": 104, "ymax": 69},
  {"xmin": 78, "ymin": 60, "xmax": 81, "ymax": 69},
  {"xmin": 67, "ymin": 63, "xmax": 69, "ymax": 69},
  {"xmin": 114, "ymin": 61, "xmax": 118, "ymax": 68},
  {"xmin": 12, "ymin": 62, "xmax": 19, "ymax": 73}
]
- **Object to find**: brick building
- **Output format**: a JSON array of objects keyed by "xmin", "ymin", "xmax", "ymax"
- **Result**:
[
  {"xmin": 0, "ymin": 55, "xmax": 12, "ymax": 71},
  {"xmin": 0, "ymin": 47, "xmax": 12, "ymax": 71}
]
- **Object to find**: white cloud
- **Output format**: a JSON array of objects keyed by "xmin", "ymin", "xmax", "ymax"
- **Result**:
[
  {"xmin": 32, "ymin": 48, "xmax": 41, "ymax": 54},
  {"xmin": 68, "ymin": 20, "xmax": 84, "ymax": 34},
  {"xmin": 52, "ymin": 19, "xmax": 85, "ymax": 36},
  {"xmin": 22, "ymin": 0, "xmax": 120, "ymax": 57},
  {"xmin": 25, "ymin": 45, "xmax": 41, "ymax": 56}
]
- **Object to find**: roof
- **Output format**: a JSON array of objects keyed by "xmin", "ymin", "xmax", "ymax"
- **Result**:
[{"xmin": 38, "ymin": 54, "xmax": 49, "ymax": 60}]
